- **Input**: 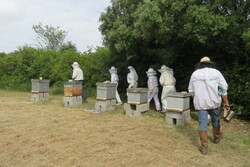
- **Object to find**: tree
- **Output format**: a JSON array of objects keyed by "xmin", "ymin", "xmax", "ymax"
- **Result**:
[
  {"xmin": 99, "ymin": 0, "xmax": 250, "ymax": 120},
  {"xmin": 32, "ymin": 23, "xmax": 68, "ymax": 51},
  {"xmin": 59, "ymin": 41, "xmax": 77, "ymax": 52}
]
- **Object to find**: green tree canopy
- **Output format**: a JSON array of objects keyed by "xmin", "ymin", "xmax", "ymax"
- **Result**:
[{"xmin": 99, "ymin": 0, "xmax": 250, "ymax": 119}]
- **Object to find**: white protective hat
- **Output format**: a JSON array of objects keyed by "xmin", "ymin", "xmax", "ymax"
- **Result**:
[
  {"xmin": 200, "ymin": 56, "xmax": 212, "ymax": 63},
  {"xmin": 71, "ymin": 62, "xmax": 79, "ymax": 67},
  {"xmin": 158, "ymin": 65, "xmax": 169, "ymax": 73},
  {"xmin": 71, "ymin": 61, "xmax": 79, "ymax": 66},
  {"xmin": 109, "ymin": 66, "xmax": 117, "ymax": 73},
  {"xmin": 146, "ymin": 68, "xmax": 157, "ymax": 76}
]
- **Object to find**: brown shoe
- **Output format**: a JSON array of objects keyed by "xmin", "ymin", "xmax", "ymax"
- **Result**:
[
  {"xmin": 213, "ymin": 127, "xmax": 223, "ymax": 144},
  {"xmin": 199, "ymin": 131, "xmax": 208, "ymax": 155}
]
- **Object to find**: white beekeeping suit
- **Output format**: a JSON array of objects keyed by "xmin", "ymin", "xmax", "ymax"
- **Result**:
[
  {"xmin": 109, "ymin": 66, "xmax": 122, "ymax": 105},
  {"xmin": 127, "ymin": 66, "xmax": 138, "ymax": 88},
  {"xmin": 71, "ymin": 62, "xmax": 87, "ymax": 102},
  {"xmin": 72, "ymin": 62, "xmax": 83, "ymax": 81},
  {"xmin": 146, "ymin": 68, "xmax": 161, "ymax": 111},
  {"xmin": 158, "ymin": 65, "xmax": 176, "ymax": 110}
]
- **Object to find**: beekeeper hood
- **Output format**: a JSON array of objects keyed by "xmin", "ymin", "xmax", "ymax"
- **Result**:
[
  {"xmin": 158, "ymin": 65, "xmax": 174, "ymax": 74},
  {"xmin": 128, "ymin": 66, "xmax": 138, "ymax": 81},
  {"xmin": 146, "ymin": 68, "xmax": 157, "ymax": 77},
  {"xmin": 71, "ymin": 62, "xmax": 79, "ymax": 69},
  {"xmin": 109, "ymin": 66, "xmax": 117, "ymax": 74},
  {"xmin": 158, "ymin": 65, "xmax": 169, "ymax": 73}
]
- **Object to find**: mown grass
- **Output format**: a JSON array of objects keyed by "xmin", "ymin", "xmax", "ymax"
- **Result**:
[{"xmin": 0, "ymin": 89, "xmax": 249, "ymax": 167}]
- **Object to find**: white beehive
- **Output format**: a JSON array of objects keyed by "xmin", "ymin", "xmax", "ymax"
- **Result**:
[
  {"xmin": 31, "ymin": 79, "xmax": 50, "ymax": 93},
  {"xmin": 166, "ymin": 92, "xmax": 191, "ymax": 111},
  {"xmin": 127, "ymin": 88, "xmax": 148, "ymax": 104},
  {"xmin": 96, "ymin": 82, "xmax": 117, "ymax": 100}
]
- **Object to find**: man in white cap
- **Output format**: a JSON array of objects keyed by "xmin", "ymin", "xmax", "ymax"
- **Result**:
[
  {"xmin": 109, "ymin": 66, "xmax": 122, "ymax": 105},
  {"xmin": 158, "ymin": 65, "xmax": 176, "ymax": 111},
  {"xmin": 146, "ymin": 68, "xmax": 161, "ymax": 111},
  {"xmin": 72, "ymin": 62, "xmax": 87, "ymax": 102},
  {"xmin": 127, "ymin": 66, "xmax": 138, "ymax": 88},
  {"xmin": 188, "ymin": 56, "xmax": 230, "ymax": 155}
]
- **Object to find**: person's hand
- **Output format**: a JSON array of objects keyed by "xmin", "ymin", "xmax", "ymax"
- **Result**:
[{"xmin": 223, "ymin": 103, "xmax": 230, "ymax": 111}]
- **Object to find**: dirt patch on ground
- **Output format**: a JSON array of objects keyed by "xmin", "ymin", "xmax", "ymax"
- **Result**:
[{"xmin": 0, "ymin": 90, "xmax": 249, "ymax": 167}]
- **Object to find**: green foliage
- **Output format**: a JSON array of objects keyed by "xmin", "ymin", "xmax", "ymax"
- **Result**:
[
  {"xmin": 32, "ymin": 23, "xmax": 68, "ymax": 51},
  {"xmin": 224, "ymin": 65, "xmax": 250, "ymax": 120},
  {"xmin": 59, "ymin": 41, "xmax": 77, "ymax": 52},
  {"xmin": 0, "ymin": 46, "xmax": 112, "ymax": 96},
  {"xmin": 99, "ymin": 0, "xmax": 250, "ymax": 120}
]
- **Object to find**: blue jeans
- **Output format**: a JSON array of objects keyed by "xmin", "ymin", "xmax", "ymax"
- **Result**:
[
  {"xmin": 198, "ymin": 107, "xmax": 221, "ymax": 131},
  {"xmin": 76, "ymin": 80, "xmax": 87, "ymax": 101}
]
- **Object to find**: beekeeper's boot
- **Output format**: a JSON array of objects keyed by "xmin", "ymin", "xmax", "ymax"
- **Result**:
[
  {"xmin": 199, "ymin": 131, "xmax": 208, "ymax": 155},
  {"xmin": 213, "ymin": 127, "xmax": 223, "ymax": 144}
]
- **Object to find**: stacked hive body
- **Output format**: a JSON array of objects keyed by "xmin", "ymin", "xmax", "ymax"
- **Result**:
[
  {"xmin": 31, "ymin": 79, "xmax": 50, "ymax": 102},
  {"xmin": 165, "ymin": 92, "xmax": 191, "ymax": 126},
  {"xmin": 124, "ymin": 88, "xmax": 149, "ymax": 117},
  {"xmin": 63, "ymin": 81, "xmax": 82, "ymax": 107},
  {"xmin": 95, "ymin": 83, "xmax": 117, "ymax": 111}
]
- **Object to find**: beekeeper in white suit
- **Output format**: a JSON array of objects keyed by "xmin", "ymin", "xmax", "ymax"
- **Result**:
[
  {"xmin": 158, "ymin": 65, "xmax": 176, "ymax": 110},
  {"xmin": 146, "ymin": 68, "xmax": 161, "ymax": 111},
  {"xmin": 71, "ymin": 62, "xmax": 87, "ymax": 102},
  {"xmin": 127, "ymin": 66, "xmax": 138, "ymax": 88},
  {"xmin": 109, "ymin": 66, "xmax": 122, "ymax": 105}
]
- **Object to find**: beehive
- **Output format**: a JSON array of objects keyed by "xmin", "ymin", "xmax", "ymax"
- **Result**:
[
  {"xmin": 31, "ymin": 79, "xmax": 50, "ymax": 93},
  {"xmin": 166, "ymin": 92, "xmax": 191, "ymax": 111},
  {"xmin": 96, "ymin": 82, "xmax": 117, "ymax": 100},
  {"xmin": 64, "ymin": 81, "xmax": 82, "ymax": 97},
  {"xmin": 127, "ymin": 88, "xmax": 148, "ymax": 104}
]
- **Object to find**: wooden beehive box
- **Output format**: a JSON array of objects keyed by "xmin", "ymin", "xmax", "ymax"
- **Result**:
[{"xmin": 64, "ymin": 81, "xmax": 82, "ymax": 96}]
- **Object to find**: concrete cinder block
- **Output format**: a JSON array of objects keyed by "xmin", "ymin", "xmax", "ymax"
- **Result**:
[
  {"xmin": 165, "ymin": 110, "xmax": 191, "ymax": 126},
  {"xmin": 110, "ymin": 99, "xmax": 116, "ymax": 106},
  {"xmin": 136, "ymin": 103, "xmax": 149, "ymax": 112},
  {"xmin": 124, "ymin": 103, "xmax": 149, "ymax": 117},
  {"xmin": 165, "ymin": 110, "xmax": 190, "ymax": 119},
  {"xmin": 133, "ymin": 110, "xmax": 147, "ymax": 117},
  {"xmin": 126, "ymin": 109, "xmax": 134, "ymax": 117},
  {"xmin": 95, "ymin": 99, "xmax": 116, "ymax": 111},
  {"xmin": 31, "ymin": 92, "xmax": 49, "ymax": 102},
  {"xmin": 63, "ymin": 96, "xmax": 82, "ymax": 107}
]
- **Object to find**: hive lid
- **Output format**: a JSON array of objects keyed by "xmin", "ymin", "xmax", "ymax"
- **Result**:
[
  {"xmin": 96, "ymin": 82, "xmax": 117, "ymax": 87},
  {"xmin": 64, "ymin": 81, "xmax": 82, "ymax": 85},
  {"xmin": 31, "ymin": 79, "xmax": 50, "ymax": 83},
  {"xmin": 167, "ymin": 92, "xmax": 191, "ymax": 98},
  {"xmin": 127, "ymin": 88, "xmax": 148, "ymax": 93}
]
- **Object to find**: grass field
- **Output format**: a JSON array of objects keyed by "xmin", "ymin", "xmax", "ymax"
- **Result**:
[{"xmin": 0, "ymin": 90, "xmax": 249, "ymax": 167}]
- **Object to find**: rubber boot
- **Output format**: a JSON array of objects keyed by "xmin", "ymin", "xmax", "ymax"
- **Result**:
[
  {"xmin": 199, "ymin": 131, "xmax": 208, "ymax": 155},
  {"xmin": 213, "ymin": 127, "xmax": 223, "ymax": 144}
]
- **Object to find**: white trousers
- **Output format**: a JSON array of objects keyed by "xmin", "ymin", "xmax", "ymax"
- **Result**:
[
  {"xmin": 128, "ymin": 82, "xmax": 138, "ymax": 88},
  {"xmin": 161, "ymin": 85, "xmax": 176, "ymax": 110},
  {"xmin": 116, "ymin": 89, "xmax": 122, "ymax": 103},
  {"xmin": 148, "ymin": 87, "xmax": 161, "ymax": 111}
]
